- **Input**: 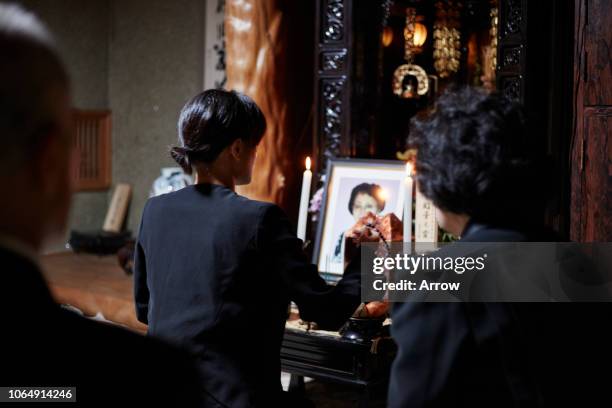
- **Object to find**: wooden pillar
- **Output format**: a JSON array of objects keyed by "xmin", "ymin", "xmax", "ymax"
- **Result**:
[
  {"xmin": 224, "ymin": 0, "xmax": 314, "ymax": 217},
  {"xmin": 571, "ymin": 0, "xmax": 612, "ymax": 241}
]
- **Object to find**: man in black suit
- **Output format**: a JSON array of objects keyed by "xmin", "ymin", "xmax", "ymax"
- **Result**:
[
  {"xmin": 0, "ymin": 5, "xmax": 205, "ymax": 406},
  {"xmin": 388, "ymin": 87, "xmax": 612, "ymax": 407}
]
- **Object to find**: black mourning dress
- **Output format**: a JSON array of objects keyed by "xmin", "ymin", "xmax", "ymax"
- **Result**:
[
  {"xmin": 134, "ymin": 183, "xmax": 361, "ymax": 407},
  {"xmin": 388, "ymin": 221, "xmax": 612, "ymax": 407}
]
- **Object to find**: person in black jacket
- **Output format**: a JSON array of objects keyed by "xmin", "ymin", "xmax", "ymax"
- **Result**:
[
  {"xmin": 134, "ymin": 89, "xmax": 363, "ymax": 407},
  {"xmin": 388, "ymin": 87, "xmax": 612, "ymax": 407},
  {"xmin": 0, "ymin": 5, "xmax": 205, "ymax": 406}
]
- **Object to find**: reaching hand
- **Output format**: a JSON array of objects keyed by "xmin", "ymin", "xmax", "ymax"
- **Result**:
[
  {"xmin": 343, "ymin": 212, "xmax": 403, "ymax": 267},
  {"xmin": 376, "ymin": 213, "xmax": 403, "ymax": 243},
  {"xmin": 343, "ymin": 212, "xmax": 378, "ymax": 267}
]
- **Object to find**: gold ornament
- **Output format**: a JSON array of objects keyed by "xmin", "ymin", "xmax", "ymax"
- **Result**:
[
  {"xmin": 392, "ymin": 7, "xmax": 429, "ymax": 99},
  {"xmin": 489, "ymin": 5, "xmax": 498, "ymax": 73},
  {"xmin": 403, "ymin": 7, "xmax": 417, "ymax": 63},
  {"xmin": 433, "ymin": 0, "xmax": 462, "ymax": 78},
  {"xmin": 392, "ymin": 64, "xmax": 429, "ymax": 97}
]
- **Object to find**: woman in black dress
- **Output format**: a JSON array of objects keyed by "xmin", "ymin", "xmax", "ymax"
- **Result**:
[{"xmin": 134, "ymin": 90, "xmax": 362, "ymax": 407}]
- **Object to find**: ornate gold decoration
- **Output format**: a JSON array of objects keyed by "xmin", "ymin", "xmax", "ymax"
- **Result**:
[
  {"xmin": 392, "ymin": 64, "xmax": 429, "ymax": 97},
  {"xmin": 489, "ymin": 5, "xmax": 498, "ymax": 73},
  {"xmin": 393, "ymin": 7, "xmax": 429, "ymax": 99},
  {"xmin": 396, "ymin": 148, "xmax": 417, "ymax": 162},
  {"xmin": 401, "ymin": 9, "xmax": 428, "ymax": 59},
  {"xmin": 433, "ymin": 0, "xmax": 462, "ymax": 78},
  {"xmin": 403, "ymin": 7, "xmax": 417, "ymax": 63}
]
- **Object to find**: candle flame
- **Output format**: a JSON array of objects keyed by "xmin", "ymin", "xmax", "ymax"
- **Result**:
[
  {"xmin": 305, "ymin": 156, "xmax": 311, "ymax": 170},
  {"xmin": 405, "ymin": 162, "xmax": 414, "ymax": 177}
]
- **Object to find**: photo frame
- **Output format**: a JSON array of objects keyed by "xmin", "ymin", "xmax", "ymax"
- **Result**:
[{"xmin": 313, "ymin": 158, "xmax": 407, "ymax": 281}]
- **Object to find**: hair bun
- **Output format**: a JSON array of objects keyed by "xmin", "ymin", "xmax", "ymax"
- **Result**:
[
  {"xmin": 175, "ymin": 89, "xmax": 266, "ymax": 166},
  {"xmin": 170, "ymin": 146, "xmax": 192, "ymax": 175}
]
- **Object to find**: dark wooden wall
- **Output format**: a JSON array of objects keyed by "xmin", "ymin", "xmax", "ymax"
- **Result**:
[{"xmin": 571, "ymin": 0, "xmax": 612, "ymax": 242}]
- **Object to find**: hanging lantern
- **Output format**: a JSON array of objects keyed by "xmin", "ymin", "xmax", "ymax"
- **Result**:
[
  {"xmin": 393, "ymin": 8, "xmax": 429, "ymax": 99},
  {"xmin": 382, "ymin": 26, "xmax": 394, "ymax": 47},
  {"xmin": 413, "ymin": 22, "xmax": 427, "ymax": 47},
  {"xmin": 403, "ymin": 10, "xmax": 427, "ymax": 58}
]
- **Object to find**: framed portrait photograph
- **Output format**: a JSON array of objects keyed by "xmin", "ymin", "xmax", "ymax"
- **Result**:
[{"xmin": 313, "ymin": 158, "xmax": 407, "ymax": 280}]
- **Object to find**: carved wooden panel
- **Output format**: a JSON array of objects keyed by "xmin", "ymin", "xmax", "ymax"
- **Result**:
[
  {"xmin": 321, "ymin": 49, "xmax": 347, "ymax": 74},
  {"xmin": 496, "ymin": 0, "xmax": 527, "ymax": 103},
  {"xmin": 313, "ymin": 0, "xmax": 351, "ymax": 174},
  {"xmin": 73, "ymin": 110, "xmax": 111, "ymax": 191},
  {"xmin": 320, "ymin": 78, "xmax": 346, "ymax": 161},
  {"xmin": 321, "ymin": 0, "xmax": 348, "ymax": 44}
]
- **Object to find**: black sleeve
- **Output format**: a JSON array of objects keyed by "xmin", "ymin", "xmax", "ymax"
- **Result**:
[
  {"xmin": 68, "ymin": 312, "xmax": 208, "ymax": 407},
  {"xmin": 256, "ymin": 204, "xmax": 361, "ymax": 330},
  {"xmin": 388, "ymin": 301, "xmax": 470, "ymax": 408},
  {"xmin": 133, "ymin": 203, "xmax": 150, "ymax": 324}
]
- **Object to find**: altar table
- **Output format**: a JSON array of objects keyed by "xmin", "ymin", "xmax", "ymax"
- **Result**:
[{"xmin": 282, "ymin": 319, "xmax": 396, "ymax": 408}]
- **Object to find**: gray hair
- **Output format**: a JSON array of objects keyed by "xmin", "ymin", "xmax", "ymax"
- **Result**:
[
  {"xmin": 0, "ymin": 3, "xmax": 69, "ymax": 169},
  {"xmin": 0, "ymin": 3, "xmax": 54, "ymax": 46}
]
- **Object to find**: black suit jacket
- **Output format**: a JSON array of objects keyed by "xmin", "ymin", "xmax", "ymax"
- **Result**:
[
  {"xmin": 388, "ymin": 221, "xmax": 612, "ymax": 407},
  {"xmin": 134, "ymin": 183, "xmax": 361, "ymax": 407},
  {"xmin": 0, "ymin": 246, "xmax": 204, "ymax": 407}
]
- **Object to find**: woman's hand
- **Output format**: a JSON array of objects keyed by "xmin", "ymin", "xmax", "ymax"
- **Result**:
[
  {"xmin": 352, "ymin": 300, "xmax": 390, "ymax": 318},
  {"xmin": 364, "ymin": 300, "xmax": 390, "ymax": 317},
  {"xmin": 343, "ymin": 212, "xmax": 378, "ymax": 267},
  {"xmin": 376, "ymin": 213, "xmax": 403, "ymax": 243},
  {"xmin": 343, "ymin": 212, "xmax": 403, "ymax": 267}
]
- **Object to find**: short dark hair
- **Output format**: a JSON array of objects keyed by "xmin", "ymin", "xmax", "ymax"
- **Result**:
[
  {"xmin": 409, "ymin": 86, "xmax": 547, "ymax": 224},
  {"xmin": 0, "ymin": 4, "xmax": 69, "ymax": 170},
  {"xmin": 170, "ymin": 89, "xmax": 266, "ymax": 174},
  {"xmin": 348, "ymin": 183, "xmax": 386, "ymax": 214}
]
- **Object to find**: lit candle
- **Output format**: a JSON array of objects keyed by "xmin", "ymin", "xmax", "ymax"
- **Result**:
[
  {"xmin": 297, "ymin": 157, "xmax": 312, "ymax": 241},
  {"xmin": 403, "ymin": 163, "xmax": 414, "ymax": 244}
]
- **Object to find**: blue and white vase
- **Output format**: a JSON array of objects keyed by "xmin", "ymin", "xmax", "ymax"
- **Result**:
[{"xmin": 150, "ymin": 167, "xmax": 193, "ymax": 197}]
